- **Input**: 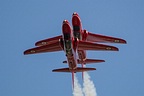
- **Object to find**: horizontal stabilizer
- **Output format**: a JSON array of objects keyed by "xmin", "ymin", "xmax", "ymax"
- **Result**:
[
  {"xmin": 52, "ymin": 67, "xmax": 96, "ymax": 72},
  {"xmin": 63, "ymin": 59, "xmax": 105, "ymax": 64},
  {"xmin": 81, "ymin": 59, "xmax": 105, "ymax": 64}
]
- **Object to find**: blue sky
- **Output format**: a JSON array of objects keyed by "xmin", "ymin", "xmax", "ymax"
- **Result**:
[{"xmin": 0, "ymin": 0, "xmax": 144, "ymax": 96}]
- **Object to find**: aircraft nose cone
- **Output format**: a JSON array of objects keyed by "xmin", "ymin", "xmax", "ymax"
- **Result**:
[
  {"xmin": 73, "ymin": 12, "xmax": 77, "ymax": 15},
  {"xmin": 62, "ymin": 20, "xmax": 71, "ymax": 34},
  {"xmin": 63, "ymin": 20, "xmax": 68, "ymax": 24}
]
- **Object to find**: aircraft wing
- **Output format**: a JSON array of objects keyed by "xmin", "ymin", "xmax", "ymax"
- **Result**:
[
  {"xmin": 24, "ymin": 40, "xmax": 63, "ymax": 55},
  {"xmin": 78, "ymin": 41, "xmax": 119, "ymax": 51},
  {"xmin": 86, "ymin": 32, "xmax": 127, "ymax": 44},
  {"xmin": 35, "ymin": 35, "xmax": 62, "ymax": 46}
]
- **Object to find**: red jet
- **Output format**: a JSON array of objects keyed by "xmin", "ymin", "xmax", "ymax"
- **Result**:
[
  {"xmin": 24, "ymin": 20, "xmax": 119, "ymax": 87},
  {"xmin": 64, "ymin": 12, "xmax": 127, "ymax": 78},
  {"xmin": 35, "ymin": 12, "xmax": 127, "ymax": 72},
  {"xmin": 71, "ymin": 12, "xmax": 127, "ymax": 67}
]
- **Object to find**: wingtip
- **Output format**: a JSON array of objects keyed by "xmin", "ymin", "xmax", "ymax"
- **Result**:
[
  {"xmin": 23, "ymin": 49, "xmax": 36, "ymax": 55},
  {"xmin": 109, "ymin": 46, "xmax": 119, "ymax": 51},
  {"xmin": 23, "ymin": 50, "xmax": 30, "ymax": 55},
  {"xmin": 35, "ymin": 41, "xmax": 42, "ymax": 46},
  {"xmin": 23, "ymin": 51, "xmax": 28, "ymax": 55},
  {"xmin": 114, "ymin": 47, "xmax": 119, "ymax": 51},
  {"xmin": 35, "ymin": 42, "xmax": 39, "ymax": 46},
  {"xmin": 121, "ymin": 39, "xmax": 127, "ymax": 44},
  {"xmin": 101, "ymin": 60, "xmax": 106, "ymax": 62},
  {"xmin": 123, "ymin": 40, "xmax": 127, "ymax": 44},
  {"xmin": 106, "ymin": 46, "xmax": 119, "ymax": 51},
  {"xmin": 23, "ymin": 52, "xmax": 26, "ymax": 55}
]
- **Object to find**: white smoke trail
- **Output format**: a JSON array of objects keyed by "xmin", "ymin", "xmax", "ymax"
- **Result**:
[
  {"xmin": 83, "ymin": 72, "xmax": 97, "ymax": 96},
  {"xmin": 73, "ymin": 74, "xmax": 84, "ymax": 96}
]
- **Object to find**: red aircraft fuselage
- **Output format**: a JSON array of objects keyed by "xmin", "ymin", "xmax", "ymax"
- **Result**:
[
  {"xmin": 62, "ymin": 20, "xmax": 77, "ymax": 70},
  {"xmin": 59, "ymin": 20, "xmax": 96, "ymax": 87},
  {"xmin": 62, "ymin": 20, "xmax": 79, "ymax": 87},
  {"xmin": 72, "ymin": 12, "xmax": 86, "ymax": 65}
]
